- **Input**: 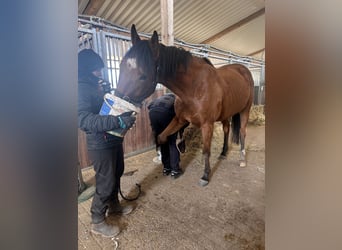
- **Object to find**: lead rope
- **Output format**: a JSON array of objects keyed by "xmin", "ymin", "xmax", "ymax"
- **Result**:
[
  {"xmin": 118, "ymin": 179, "xmax": 142, "ymax": 201},
  {"xmin": 114, "ymin": 65, "xmax": 159, "ymax": 203}
]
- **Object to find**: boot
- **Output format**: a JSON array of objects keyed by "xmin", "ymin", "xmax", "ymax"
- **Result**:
[
  {"xmin": 91, "ymin": 221, "xmax": 120, "ymax": 238},
  {"xmin": 163, "ymin": 168, "xmax": 171, "ymax": 176},
  {"xmin": 107, "ymin": 201, "xmax": 134, "ymax": 216},
  {"xmin": 171, "ymin": 168, "xmax": 183, "ymax": 179}
]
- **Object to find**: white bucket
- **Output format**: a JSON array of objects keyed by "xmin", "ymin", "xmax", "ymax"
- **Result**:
[{"xmin": 99, "ymin": 93, "xmax": 140, "ymax": 137}]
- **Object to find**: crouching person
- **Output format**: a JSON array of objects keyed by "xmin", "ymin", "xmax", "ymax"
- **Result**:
[{"xmin": 148, "ymin": 93, "xmax": 188, "ymax": 178}]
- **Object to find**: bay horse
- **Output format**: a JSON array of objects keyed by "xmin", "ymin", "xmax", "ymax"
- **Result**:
[{"xmin": 115, "ymin": 25, "xmax": 254, "ymax": 186}]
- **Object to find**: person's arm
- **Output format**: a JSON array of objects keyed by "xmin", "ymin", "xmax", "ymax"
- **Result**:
[
  {"xmin": 78, "ymin": 91, "xmax": 120, "ymax": 133},
  {"xmin": 78, "ymin": 86, "xmax": 136, "ymax": 133}
]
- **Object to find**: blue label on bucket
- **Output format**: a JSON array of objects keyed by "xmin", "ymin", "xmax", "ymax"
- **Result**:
[{"xmin": 99, "ymin": 98, "xmax": 115, "ymax": 115}]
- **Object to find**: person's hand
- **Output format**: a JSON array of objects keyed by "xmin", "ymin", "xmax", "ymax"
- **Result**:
[{"xmin": 117, "ymin": 112, "xmax": 136, "ymax": 129}]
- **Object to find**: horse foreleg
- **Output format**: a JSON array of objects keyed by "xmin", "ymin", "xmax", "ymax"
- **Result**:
[
  {"xmin": 199, "ymin": 123, "xmax": 214, "ymax": 186},
  {"xmin": 157, "ymin": 117, "xmax": 188, "ymax": 145},
  {"xmin": 219, "ymin": 119, "xmax": 230, "ymax": 159}
]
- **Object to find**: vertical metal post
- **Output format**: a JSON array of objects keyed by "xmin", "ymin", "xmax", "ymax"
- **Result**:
[
  {"xmin": 97, "ymin": 30, "xmax": 109, "ymax": 82},
  {"xmin": 91, "ymin": 28, "xmax": 98, "ymax": 52},
  {"xmin": 113, "ymin": 39, "xmax": 119, "ymax": 88},
  {"xmin": 107, "ymin": 36, "xmax": 114, "ymax": 87}
]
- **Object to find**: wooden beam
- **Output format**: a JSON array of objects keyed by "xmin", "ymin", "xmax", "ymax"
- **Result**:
[
  {"xmin": 201, "ymin": 8, "xmax": 265, "ymax": 44},
  {"xmin": 79, "ymin": 0, "xmax": 90, "ymax": 14},
  {"xmin": 160, "ymin": 0, "xmax": 174, "ymax": 45},
  {"xmin": 160, "ymin": 0, "xmax": 174, "ymax": 93},
  {"xmin": 247, "ymin": 48, "xmax": 265, "ymax": 56},
  {"xmin": 84, "ymin": 0, "xmax": 105, "ymax": 16}
]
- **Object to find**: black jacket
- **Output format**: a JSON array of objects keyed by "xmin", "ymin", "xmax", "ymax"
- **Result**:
[
  {"xmin": 147, "ymin": 93, "xmax": 176, "ymax": 116},
  {"xmin": 78, "ymin": 74, "xmax": 123, "ymax": 150}
]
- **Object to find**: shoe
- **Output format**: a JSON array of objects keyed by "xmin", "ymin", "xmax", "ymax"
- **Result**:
[
  {"xmin": 108, "ymin": 203, "xmax": 134, "ymax": 216},
  {"xmin": 163, "ymin": 168, "xmax": 171, "ymax": 176},
  {"xmin": 176, "ymin": 139, "xmax": 186, "ymax": 154},
  {"xmin": 91, "ymin": 221, "xmax": 120, "ymax": 238},
  {"xmin": 171, "ymin": 169, "xmax": 183, "ymax": 179}
]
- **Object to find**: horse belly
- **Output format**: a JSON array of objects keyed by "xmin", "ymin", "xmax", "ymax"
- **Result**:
[{"xmin": 220, "ymin": 86, "xmax": 250, "ymax": 119}]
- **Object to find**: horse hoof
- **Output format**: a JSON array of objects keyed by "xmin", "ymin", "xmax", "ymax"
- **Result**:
[
  {"xmin": 218, "ymin": 155, "xmax": 226, "ymax": 160},
  {"xmin": 198, "ymin": 179, "xmax": 209, "ymax": 187},
  {"xmin": 239, "ymin": 161, "xmax": 247, "ymax": 167}
]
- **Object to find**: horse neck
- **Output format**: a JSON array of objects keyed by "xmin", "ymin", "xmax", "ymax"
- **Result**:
[
  {"xmin": 160, "ymin": 75, "xmax": 190, "ymax": 100},
  {"xmin": 157, "ymin": 63, "xmax": 195, "ymax": 100},
  {"xmin": 156, "ymin": 45, "xmax": 195, "ymax": 99}
]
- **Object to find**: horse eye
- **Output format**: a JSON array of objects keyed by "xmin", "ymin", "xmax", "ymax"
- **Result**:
[{"xmin": 139, "ymin": 75, "xmax": 147, "ymax": 81}]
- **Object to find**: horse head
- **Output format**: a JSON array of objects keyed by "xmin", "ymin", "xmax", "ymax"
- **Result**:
[{"xmin": 115, "ymin": 24, "xmax": 160, "ymax": 107}]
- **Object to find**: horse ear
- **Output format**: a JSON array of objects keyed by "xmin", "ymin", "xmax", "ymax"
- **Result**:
[
  {"xmin": 150, "ymin": 31, "xmax": 159, "ymax": 59},
  {"xmin": 151, "ymin": 31, "xmax": 159, "ymax": 45},
  {"xmin": 131, "ymin": 24, "xmax": 141, "ymax": 45}
]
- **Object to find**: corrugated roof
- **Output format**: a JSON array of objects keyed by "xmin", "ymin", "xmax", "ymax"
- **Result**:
[{"xmin": 78, "ymin": 0, "xmax": 265, "ymax": 60}]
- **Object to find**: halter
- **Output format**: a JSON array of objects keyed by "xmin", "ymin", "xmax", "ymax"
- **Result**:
[
  {"xmin": 113, "ymin": 89, "xmax": 143, "ymax": 108},
  {"xmin": 114, "ymin": 65, "xmax": 160, "ymax": 108}
]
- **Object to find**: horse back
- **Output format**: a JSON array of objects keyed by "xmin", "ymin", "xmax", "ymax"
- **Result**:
[
  {"xmin": 174, "ymin": 61, "xmax": 254, "ymax": 125},
  {"xmin": 218, "ymin": 64, "xmax": 254, "ymax": 88}
]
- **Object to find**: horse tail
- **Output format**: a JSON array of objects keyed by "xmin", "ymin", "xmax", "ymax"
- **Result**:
[{"xmin": 231, "ymin": 113, "xmax": 240, "ymax": 144}]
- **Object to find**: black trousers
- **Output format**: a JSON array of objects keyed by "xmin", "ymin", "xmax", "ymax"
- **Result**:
[
  {"xmin": 149, "ymin": 110, "xmax": 180, "ymax": 171},
  {"xmin": 88, "ymin": 145, "xmax": 124, "ymax": 223}
]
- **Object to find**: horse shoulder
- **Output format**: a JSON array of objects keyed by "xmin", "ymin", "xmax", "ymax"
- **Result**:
[{"xmin": 174, "ymin": 96, "xmax": 204, "ymax": 126}]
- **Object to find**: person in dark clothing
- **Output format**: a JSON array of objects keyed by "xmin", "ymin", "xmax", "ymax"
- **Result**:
[
  {"xmin": 78, "ymin": 49, "xmax": 136, "ymax": 237},
  {"xmin": 148, "ymin": 93, "xmax": 188, "ymax": 178}
]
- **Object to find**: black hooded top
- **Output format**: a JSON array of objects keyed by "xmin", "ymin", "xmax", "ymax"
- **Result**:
[{"xmin": 78, "ymin": 49, "xmax": 122, "ymax": 150}]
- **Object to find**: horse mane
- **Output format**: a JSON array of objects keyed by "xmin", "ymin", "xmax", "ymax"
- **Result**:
[
  {"xmin": 158, "ymin": 44, "xmax": 192, "ymax": 80},
  {"xmin": 125, "ymin": 41, "xmax": 213, "ymax": 79}
]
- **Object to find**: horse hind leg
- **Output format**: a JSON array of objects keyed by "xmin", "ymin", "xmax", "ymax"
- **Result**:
[
  {"xmin": 199, "ymin": 123, "xmax": 214, "ymax": 186},
  {"xmin": 219, "ymin": 119, "xmax": 230, "ymax": 159},
  {"xmin": 238, "ymin": 106, "xmax": 252, "ymax": 167}
]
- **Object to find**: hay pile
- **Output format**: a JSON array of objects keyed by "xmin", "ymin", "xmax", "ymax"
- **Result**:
[
  {"xmin": 248, "ymin": 105, "xmax": 265, "ymax": 125},
  {"xmin": 181, "ymin": 105, "xmax": 265, "ymax": 151},
  {"xmin": 182, "ymin": 125, "xmax": 202, "ymax": 151}
]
